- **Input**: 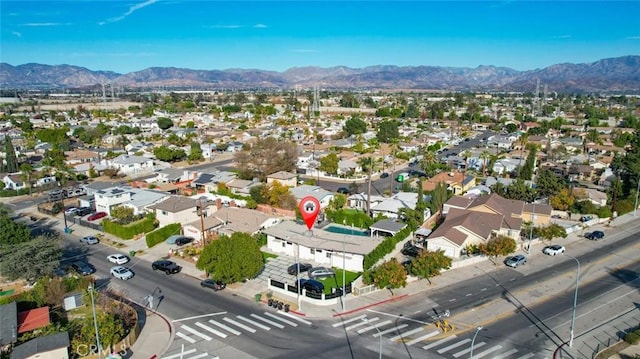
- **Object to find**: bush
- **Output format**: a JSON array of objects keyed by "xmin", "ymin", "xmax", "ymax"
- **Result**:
[
  {"xmin": 363, "ymin": 227, "xmax": 412, "ymax": 270},
  {"xmin": 146, "ymin": 223, "xmax": 182, "ymax": 248},
  {"xmin": 103, "ymin": 213, "xmax": 157, "ymax": 240},
  {"xmin": 625, "ymin": 330, "xmax": 640, "ymax": 345}
]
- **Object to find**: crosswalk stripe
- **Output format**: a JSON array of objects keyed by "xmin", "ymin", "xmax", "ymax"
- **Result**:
[
  {"xmin": 186, "ymin": 354, "xmax": 209, "ymax": 359},
  {"xmin": 357, "ymin": 320, "xmax": 392, "ymax": 334},
  {"xmin": 453, "ymin": 342, "xmax": 485, "ymax": 358},
  {"xmin": 238, "ymin": 315, "xmax": 271, "ymax": 330},
  {"xmin": 175, "ymin": 332, "xmax": 196, "ymax": 344},
  {"xmin": 473, "ymin": 345, "xmax": 503, "ymax": 358},
  {"xmin": 373, "ymin": 324, "xmax": 408, "ymax": 337},
  {"xmin": 389, "ymin": 327, "xmax": 424, "ymax": 341},
  {"xmin": 422, "ymin": 335, "xmax": 457, "ymax": 350},
  {"xmin": 181, "ymin": 325, "xmax": 212, "ymax": 341},
  {"xmin": 332, "ymin": 314, "xmax": 367, "ymax": 327},
  {"xmin": 492, "ymin": 348, "xmax": 518, "ymax": 359},
  {"xmin": 209, "ymin": 320, "xmax": 241, "ymax": 336},
  {"xmin": 278, "ymin": 311, "xmax": 312, "ymax": 325},
  {"xmin": 264, "ymin": 312, "xmax": 298, "ymax": 327},
  {"xmin": 346, "ymin": 317, "xmax": 379, "ymax": 331},
  {"xmin": 223, "ymin": 317, "xmax": 256, "ymax": 333},
  {"xmin": 251, "ymin": 313, "xmax": 285, "ymax": 329},
  {"xmin": 163, "ymin": 348, "xmax": 197, "ymax": 359},
  {"xmin": 195, "ymin": 322, "xmax": 227, "ymax": 339},
  {"xmin": 516, "ymin": 353, "xmax": 536, "ymax": 359},
  {"xmin": 437, "ymin": 338, "xmax": 471, "ymax": 353},
  {"xmin": 406, "ymin": 331, "xmax": 439, "ymax": 346}
]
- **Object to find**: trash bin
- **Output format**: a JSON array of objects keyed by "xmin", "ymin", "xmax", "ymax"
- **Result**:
[
  {"xmin": 255, "ymin": 293, "xmax": 262, "ymax": 303},
  {"xmin": 129, "ymin": 250, "xmax": 137, "ymax": 257},
  {"xmin": 268, "ymin": 298, "xmax": 274, "ymax": 307},
  {"xmin": 284, "ymin": 304, "xmax": 290, "ymax": 312}
]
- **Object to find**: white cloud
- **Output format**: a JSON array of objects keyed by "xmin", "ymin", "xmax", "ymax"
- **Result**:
[
  {"xmin": 290, "ymin": 49, "xmax": 319, "ymax": 53},
  {"xmin": 23, "ymin": 22, "xmax": 68, "ymax": 27},
  {"xmin": 12, "ymin": 31, "xmax": 21, "ymax": 37},
  {"xmin": 99, "ymin": 0, "xmax": 158, "ymax": 25},
  {"xmin": 253, "ymin": 24, "xmax": 267, "ymax": 28}
]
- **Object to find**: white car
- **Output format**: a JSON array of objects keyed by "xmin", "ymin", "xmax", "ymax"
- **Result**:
[
  {"xmin": 80, "ymin": 236, "xmax": 99, "ymax": 245},
  {"xmin": 107, "ymin": 254, "xmax": 129, "ymax": 265},
  {"xmin": 543, "ymin": 245, "xmax": 566, "ymax": 256},
  {"xmin": 110, "ymin": 266, "xmax": 134, "ymax": 280}
]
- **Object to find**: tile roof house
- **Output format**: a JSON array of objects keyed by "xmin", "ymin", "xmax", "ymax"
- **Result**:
[
  {"xmin": 17, "ymin": 307, "xmax": 50, "ymax": 333},
  {"xmin": 182, "ymin": 206, "xmax": 280, "ymax": 242},
  {"xmin": 421, "ymin": 170, "xmax": 476, "ymax": 195},
  {"xmin": 10, "ymin": 332, "xmax": 70, "ymax": 359}
]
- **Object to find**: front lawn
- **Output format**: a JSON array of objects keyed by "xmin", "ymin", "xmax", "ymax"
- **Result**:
[
  {"xmin": 262, "ymin": 251, "xmax": 278, "ymax": 261},
  {"xmin": 315, "ymin": 268, "xmax": 360, "ymax": 294}
]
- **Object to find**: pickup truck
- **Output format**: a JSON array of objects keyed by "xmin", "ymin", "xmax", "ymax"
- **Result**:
[{"xmin": 396, "ymin": 172, "xmax": 410, "ymax": 182}]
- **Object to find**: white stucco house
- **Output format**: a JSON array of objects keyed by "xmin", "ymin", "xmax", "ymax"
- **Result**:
[{"xmin": 104, "ymin": 154, "xmax": 155, "ymax": 176}]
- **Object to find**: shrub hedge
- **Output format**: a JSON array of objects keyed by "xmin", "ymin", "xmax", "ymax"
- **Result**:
[
  {"xmin": 146, "ymin": 223, "xmax": 182, "ymax": 248},
  {"xmin": 363, "ymin": 227, "xmax": 412, "ymax": 270},
  {"xmin": 625, "ymin": 329, "xmax": 640, "ymax": 345},
  {"xmin": 103, "ymin": 214, "xmax": 157, "ymax": 240}
]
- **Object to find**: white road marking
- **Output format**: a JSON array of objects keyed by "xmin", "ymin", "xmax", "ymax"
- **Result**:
[
  {"xmin": 422, "ymin": 335, "xmax": 457, "ymax": 350},
  {"xmin": 357, "ymin": 320, "xmax": 392, "ymax": 334},
  {"xmin": 186, "ymin": 354, "xmax": 209, "ymax": 359},
  {"xmin": 437, "ymin": 338, "xmax": 471, "ymax": 353},
  {"xmin": 449, "ymin": 298, "xmax": 457, "ymax": 302},
  {"xmin": 172, "ymin": 312, "xmax": 227, "ymax": 323},
  {"xmin": 251, "ymin": 313, "xmax": 285, "ymax": 329},
  {"xmin": 223, "ymin": 317, "xmax": 256, "ymax": 333},
  {"xmin": 516, "ymin": 353, "xmax": 536, "ymax": 359},
  {"xmin": 389, "ymin": 327, "xmax": 424, "ymax": 341},
  {"xmin": 493, "ymin": 348, "xmax": 519, "ymax": 359},
  {"xmin": 264, "ymin": 312, "xmax": 298, "ymax": 327},
  {"xmin": 237, "ymin": 315, "xmax": 270, "ymax": 330},
  {"xmin": 452, "ymin": 342, "xmax": 485, "ymax": 357},
  {"xmin": 163, "ymin": 348, "xmax": 196, "ymax": 359},
  {"xmin": 466, "ymin": 293, "xmax": 472, "ymax": 297},
  {"xmin": 406, "ymin": 330, "xmax": 439, "ymax": 345},
  {"xmin": 278, "ymin": 311, "xmax": 312, "ymax": 325},
  {"xmin": 373, "ymin": 324, "xmax": 408, "ymax": 337},
  {"xmin": 209, "ymin": 320, "xmax": 241, "ymax": 336},
  {"xmin": 332, "ymin": 314, "xmax": 367, "ymax": 327},
  {"xmin": 366, "ymin": 309, "xmax": 429, "ymax": 324},
  {"xmin": 181, "ymin": 325, "xmax": 212, "ymax": 341},
  {"xmin": 346, "ymin": 317, "xmax": 379, "ymax": 331},
  {"xmin": 175, "ymin": 332, "xmax": 196, "ymax": 344},
  {"xmin": 195, "ymin": 322, "xmax": 227, "ymax": 339},
  {"xmin": 472, "ymin": 345, "xmax": 502, "ymax": 358}
]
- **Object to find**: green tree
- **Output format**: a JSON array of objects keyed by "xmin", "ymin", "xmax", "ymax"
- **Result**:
[
  {"xmin": 3, "ymin": 135, "xmax": 18, "ymax": 173},
  {"xmin": 110, "ymin": 206, "xmax": 134, "ymax": 221},
  {"xmin": 537, "ymin": 223, "xmax": 567, "ymax": 243},
  {"xmin": 343, "ymin": 116, "xmax": 367, "ymax": 136},
  {"xmin": 479, "ymin": 235, "xmax": 517, "ymax": 265},
  {"xmin": 376, "ymin": 120, "xmax": 400, "ymax": 143},
  {"xmin": 196, "ymin": 232, "xmax": 264, "ymax": 283},
  {"xmin": 550, "ymin": 188, "xmax": 575, "ymax": 211},
  {"xmin": 0, "ymin": 235, "xmax": 62, "ymax": 281},
  {"xmin": 249, "ymin": 184, "xmax": 268, "ymax": 204},
  {"xmin": 0, "ymin": 209, "xmax": 32, "ymax": 245},
  {"xmin": 535, "ymin": 169, "xmax": 566, "ymax": 198},
  {"xmin": 188, "ymin": 142, "xmax": 204, "ymax": 162},
  {"xmin": 339, "ymin": 93, "xmax": 360, "ymax": 108},
  {"xmin": 267, "ymin": 181, "xmax": 297, "ymax": 210},
  {"xmin": 429, "ymin": 182, "xmax": 448, "ymax": 215},
  {"xmin": 505, "ymin": 179, "xmax": 535, "ymax": 202},
  {"xmin": 371, "ymin": 258, "xmax": 407, "ymax": 289},
  {"xmin": 157, "ymin": 117, "xmax": 174, "ymax": 130},
  {"xmin": 329, "ymin": 194, "xmax": 347, "ymax": 210},
  {"xmin": 410, "ymin": 249, "xmax": 452, "ymax": 284},
  {"xmin": 153, "ymin": 146, "xmax": 186, "ymax": 162},
  {"xmin": 319, "ymin": 153, "xmax": 339, "ymax": 175},
  {"xmin": 71, "ymin": 304, "xmax": 125, "ymax": 355},
  {"xmin": 19, "ymin": 162, "xmax": 33, "ymax": 195}
]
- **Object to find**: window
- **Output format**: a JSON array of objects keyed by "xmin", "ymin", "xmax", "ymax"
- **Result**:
[
  {"xmin": 310, "ymin": 248, "xmax": 315, "ymax": 254},
  {"xmin": 326, "ymin": 252, "xmax": 332, "ymax": 258},
  {"xmin": 282, "ymin": 241, "xmax": 286, "ymax": 247},
  {"xmin": 161, "ymin": 210, "xmax": 168, "ymax": 216}
]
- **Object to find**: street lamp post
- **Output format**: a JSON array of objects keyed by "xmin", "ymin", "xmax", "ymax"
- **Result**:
[
  {"xmin": 470, "ymin": 326, "xmax": 483, "ymax": 359},
  {"xmin": 634, "ymin": 177, "xmax": 640, "ymax": 217},
  {"xmin": 563, "ymin": 254, "xmax": 580, "ymax": 348},
  {"xmin": 362, "ymin": 318, "xmax": 382, "ymax": 359},
  {"xmin": 527, "ymin": 200, "xmax": 535, "ymax": 254},
  {"xmin": 342, "ymin": 235, "xmax": 346, "ymax": 312},
  {"xmin": 88, "ymin": 283, "xmax": 102, "ymax": 359},
  {"xmin": 196, "ymin": 199, "xmax": 206, "ymax": 246}
]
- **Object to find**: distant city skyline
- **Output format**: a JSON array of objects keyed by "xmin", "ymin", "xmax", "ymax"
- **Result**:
[{"xmin": 1, "ymin": 0, "xmax": 639, "ymax": 74}]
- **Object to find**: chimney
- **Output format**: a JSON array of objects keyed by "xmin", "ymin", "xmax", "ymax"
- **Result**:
[{"xmin": 216, "ymin": 198, "xmax": 222, "ymax": 209}]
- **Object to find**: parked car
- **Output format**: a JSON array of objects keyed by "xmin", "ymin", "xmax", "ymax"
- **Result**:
[
  {"xmin": 308, "ymin": 267, "xmax": 335, "ymax": 279},
  {"xmin": 110, "ymin": 266, "xmax": 134, "ymax": 280},
  {"xmin": 64, "ymin": 207, "xmax": 79, "ymax": 215},
  {"xmin": 401, "ymin": 242, "xmax": 423, "ymax": 257},
  {"xmin": 200, "ymin": 279, "xmax": 226, "ymax": 291},
  {"xmin": 107, "ymin": 254, "xmax": 129, "ymax": 265},
  {"xmin": 296, "ymin": 279, "xmax": 324, "ymax": 295},
  {"xmin": 543, "ymin": 244, "xmax": 566, "ymax": 256},
  {"xmin": 71, "ymin": 261, "xmax": 95, "ymax": 276},
  {"xmin": 87, "ymin": 212, "xmax": 107, "ymax": 221},
  {"xmin": 585, "ymin": 230, "xmax": 605, "ymax": 240},
  {"xmin": 380, "ymin": 172, "xmax": 390, "ymax": 179},
  {"xmin": 505, "ymin": 254, "xmax": 527, "ymax": 268},
  {"xmin": 80, "ymin": 236, "xmax": 99, "ymax": 245},
  {"xmin": 337, "ymin": 187, "xmax": 350, "ymax": 195},
  {"xmin": 287, "ymin": 263, "xmax": 313, "ymax": 275},
  {"xmin": 152, "ymin": 260, "xmax": 182, "ymax": 275},
  {"xmin": 174, "ymin": 236, "xmax": 194, "ymax": 246},
  {"xmin": 76, "ymin": 207, "xmax": 92, "ymax": 216},
  {"xmin": 579, "ymin": 215, "xmax": 593, "ymax": 222}
]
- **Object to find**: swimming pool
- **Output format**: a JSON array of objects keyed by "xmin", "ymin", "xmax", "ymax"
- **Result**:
[{"xmin": 324, "ymin": 225, "xmax": 369, "ymax": 236}]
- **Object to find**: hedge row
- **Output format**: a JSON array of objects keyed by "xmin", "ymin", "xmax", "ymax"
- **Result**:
[
  {"xmin": 103, "ymin": 215, "xmax": 157, "ymax": 240},
  {"xmin": 363, "ymin": 227, "xmax": 412, "ymax": 270},
  {"xmin": 146, "ymin": 223, "xmax": 182, "ymax": 248}
]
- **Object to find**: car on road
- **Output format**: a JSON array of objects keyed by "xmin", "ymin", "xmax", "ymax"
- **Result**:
[
  {"xmin": 71, "ymin": 261, "xmax": 96, "ymax": 276},
  {"xmin": 287, "ymin": 263, "xmax": 313, "ymax": 275},
  {"xmin": 543, "ymin": 244, "xmax": 566, "ymax": 256},
  {"xmin": 380, "ymin": 172, "xmax": 389, "ymax": 179},
  {"xmin": 152, "ymin": 260, "xmax": 182, "ymax": 275},
  {"xmin": 110, "ymin": 266, "xmax": 134, "ymax": 280},
  {"xmin": 585, "ymin": 230, "xmax": 605, "ymax": 240},
  {"xmin": 308, "ymin": 267, "xmax": 335, "ymax": 279},
  {"xmin": 401, "ymin": 242, "xmax": 423, "ymax": 257},
  {"xmin": 174, "ymin": 236, "xmax": 194, "ymax": 246},
  {"xmin": 200, "ymin": 279, "xmax": 226, "ymax": 291},
  {"xmin": 87, "ymin": 212, "xmax": 107, "ymax": 221},
  {"xmin": 107, "ymin": 254, "xmax": 129, "ymax": 265},
  {"xmin": 80, "ymin": 236, "xmax": 99, "ymax": 245},
  {"xmin": 296, "ymin": 278, "xmax": 324, "ymax": 295},
  {"xmin": 505, "ymin": 254, "xmax": 527, "ymax": 268},
  {"xmin": 337, "ymin": 187, "xmax": 350, "ymax": 195}
]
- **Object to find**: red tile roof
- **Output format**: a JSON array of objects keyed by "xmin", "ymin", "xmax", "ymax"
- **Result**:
[{"xmin": 17, "ymin": 307, "xmax": 50, "ymax": 333}]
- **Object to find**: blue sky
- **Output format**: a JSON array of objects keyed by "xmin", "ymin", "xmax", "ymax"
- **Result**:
[{"xmin": 1, "ymin": 1, "xmax": 639, "ymax": 74}]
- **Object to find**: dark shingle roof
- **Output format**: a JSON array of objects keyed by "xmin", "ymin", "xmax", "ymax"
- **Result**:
[
  {"xmin": 193, "ymin": 173, "xmax": 215, "ymax": 185},
  {"xmin": 0, "ymin": 302, "xmax": 17, "ymax": 345},
  {"xmin": 10, "ymin": 332, "xmax": 69, "ymax": 359}
]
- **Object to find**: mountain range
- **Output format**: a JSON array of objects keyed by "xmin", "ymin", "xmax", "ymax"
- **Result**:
[{"xmin": 1, "ymin": 55, "xmax": 639, "ymax": 93}]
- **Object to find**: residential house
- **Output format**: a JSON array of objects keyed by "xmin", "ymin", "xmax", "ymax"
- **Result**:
[
  {"xmin": 290, "ymin": 185, "xmax": 334, "ymax": 209},
  {"xmin": 2, "ymin": 173, "xmax": 26, "ymax": 191},
  {"xmin": 492, "ymin": 158, "xmax": 521, "ymax": 175},
  {"xmin": 182, "ymin": 206, "xmax": 279, "ymax": 243},
  {"xmin": 10, "ymin": 332, "xmax": 69, "ymax": 359},
  {"xmin": 572, "ymin": 187, "xmax": 608, "ymax": 208},
  {"xmin": 64, "ymin": 149, "xmax": 100, "ymax": 166},
  {"xmin": 225, "ymin": 178, "xmax": 258, "ymax": 195},
  {"xmin": 154, "ymin": 167, "xmax": 196, "ymax": 184},
  {"xmin": 147, "ymin": 195, "xmax": 205, "ymax": 228},
  {"xmin": 370, "ymin": 192, "xmax": 428, "ymax": 219},
  {"xmin": 567, "ymin": 164, "xmax": 594, "ymax": 181},
  {"xmin": 422, "ymin": 171, "xmax": 476, "ymax": 195},
  {"xmin": 191, "ymin": 171, "xmax": 237, "ymax": 193},
  {"xmin": 266, "ymin": 171, "xmax": 298, "ymax": 187},
  {"xmin": 0, "ymin": 302, "xmax": 17, "ymax": 346},
  {"xmin": 93, "ymin": 186, "xmax": 166, "ymax": 215},
  {"xmin": 346, "ymin": 193, "xmax": 387, "ymax": 211},
  {"xmin": 104, "ymin": 154, "xmax": 155, "ymax": 176}
]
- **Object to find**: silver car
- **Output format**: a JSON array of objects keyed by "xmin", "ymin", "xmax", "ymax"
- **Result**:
[
  {"xmin": 308, "ymin": 267, "xmax": 335, "ymax": 279},
  {"xmin": 110, "ymin": 266, "xmax": 134, "ymax": 280},
  {"xmin": 80, "ymin": 236, "xmax": 99, "ymax": 245},
  {"xmin": 505, "ymin": 254, "xmax": 527, "ymax": 268}
]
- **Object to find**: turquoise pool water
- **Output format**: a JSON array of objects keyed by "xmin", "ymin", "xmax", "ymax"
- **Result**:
[{"xmin": 324, "ymin": 225, "xmax": 369, "ymax": 236}]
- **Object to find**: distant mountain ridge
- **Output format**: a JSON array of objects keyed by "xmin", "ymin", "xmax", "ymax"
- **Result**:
[{"xmin": 1, "ymin": 55, "xmax": 639, "ymax": 93}]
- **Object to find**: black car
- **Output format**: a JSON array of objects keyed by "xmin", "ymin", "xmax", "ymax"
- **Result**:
[
  {"xmin": 585, "ymin": 230, "xmax": 605, "ymax": 240},
  {"xmin": 200, "ymin": 279, "xmax": 226, "ymax": 291},
  {"xmin": 401, "ymin": 242, "xmax": 423, "ymax": 257},
  {"xmin": 175, "ymin": 236, "xmax": 194, "ymax": 246},
  {"xmin": 337, "ymin": 187, "xmax": 350, "ymax": 195},
  {"xmin": 152, "ymin": 260, "xmax": 182, "ymax": 275},
  {"xmin": 76, "ymin": 207, "xmax": 92, "ymax": 216},
  {"xmin": 296, "ymin": 279, "xmax": 324, "ymax": 295},
  {"xmin": 380, "ymin": 172, "xmax": 389, "ymax": 179},
  {"xmin": 287, "ymin": 263, "xmax": 313, "ymax": 275},
  {"xmin": 71, "ymin": 261, "xmax": 96, "ymax": 276},
  {"xmin": 409, "ymin": 170, "xmax": 428, "ymax": 178}
]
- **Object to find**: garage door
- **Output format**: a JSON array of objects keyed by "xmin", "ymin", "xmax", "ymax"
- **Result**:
[{"xmin": 428, "ymin": 243, "xmax": 456, "ymax": 258}]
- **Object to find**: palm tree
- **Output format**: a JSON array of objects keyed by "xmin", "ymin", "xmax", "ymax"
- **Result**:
[
  {"xmin": 480, "ymin": 150, "xmax": 491, "ymax": 176},
  {"xmin": 462, "ymin": 149, "xmax": 472, "ymax": 177},
  {"xmin": 519, "ymin": 132, "xmax": 529, "ymax": 168},
  {"xmin": 19, "ymin": 163, "xmax": 33, "ymax": 196},
  {"xmin": 359, "ymin": 155, "xmax": 376, "ymax": 216}
]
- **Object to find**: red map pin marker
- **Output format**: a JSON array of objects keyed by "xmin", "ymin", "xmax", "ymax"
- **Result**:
[{"xmin": 299, "ymin": 196, "xmax": 320, "ymax": 230}]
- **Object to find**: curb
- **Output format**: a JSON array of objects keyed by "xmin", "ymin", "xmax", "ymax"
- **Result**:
[
  {"xmin": 130, "ymin": 300, "xmax": 175, "ymax": 359},
  {"xmin": 332, "ymin": 294, "xmax": 409, "ymax": 317}
]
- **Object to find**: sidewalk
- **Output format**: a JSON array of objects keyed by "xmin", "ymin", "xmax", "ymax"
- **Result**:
[{"xmin": 128, "ymin": 307, "xmax": 173, "ymax": 359}]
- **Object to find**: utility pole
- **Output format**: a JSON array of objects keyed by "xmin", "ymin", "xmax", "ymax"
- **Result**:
[{"xmin": 196, "ymin": 199, "xmax": 206, "ymax": 246}]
